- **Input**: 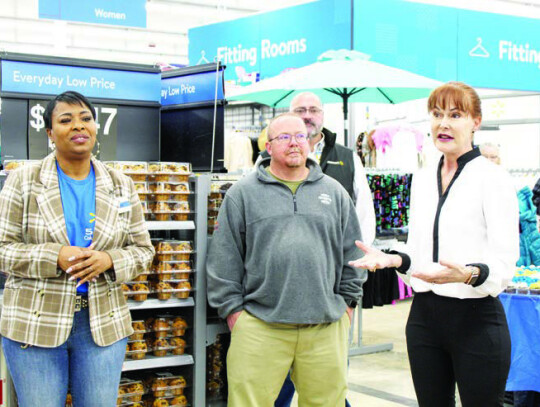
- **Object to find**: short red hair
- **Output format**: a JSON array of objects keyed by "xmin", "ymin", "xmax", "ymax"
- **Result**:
[{"xmin": 427, "ymin": 82, "xmax": 482, "ymax": 119}]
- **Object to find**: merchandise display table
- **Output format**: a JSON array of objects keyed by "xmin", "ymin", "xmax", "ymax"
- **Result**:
[{"xmin": 499, "ymin": 293, "xmax": 540, "ymax": 392}]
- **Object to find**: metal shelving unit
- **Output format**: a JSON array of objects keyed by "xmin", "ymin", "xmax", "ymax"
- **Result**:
[
  {"xmin": 192, "ymin": 175, "xmax": 210, "ymax": 407},
  {"xmin": 125, "ymin": 174, "xmax": 211, "ymax": 407},
  {"xmin": 122, "ymin": 354, "xmax": 194, "ymax": 372},
  {"xmin": 128, "ymin": 297, "xmax": 194, "ymax": 310},
  {"xmin": 146, "ymin": 220, "xmax": 195, "ymax": 231},
  {"xmin": 206, "ymin": 319, "xmax": 228, "ymax": 346}
]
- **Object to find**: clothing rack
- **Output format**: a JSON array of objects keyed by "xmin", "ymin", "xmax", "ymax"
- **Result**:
[
  {"xmin": 349, "ymin": 307, "xmax": 394, "ymax": 356},
  {"xmin": 365, "ymin": 168, "xmax": 410, "ymax": 175},
  {"xmin": 349, "ymin": 176, "xmax": 412, "ymax": 357},
  {"xmin": 509, "ymin": 168, "xmax": 540, "ymax": 189}
]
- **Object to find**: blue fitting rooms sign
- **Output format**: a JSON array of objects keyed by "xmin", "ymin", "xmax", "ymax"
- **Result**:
[
  {"xmin": 353, "ymin": 0, "xmax": 540, "ymax": 92},
  {"xmin": 188, "ymin": 0, "xmax": 351, "ymax": 84},
  {"xmin": 161, "ymin": 70, "xmax": 224, "ymax": 106},
  {"xmin": 1, "ymin": 60, "xmax": 161, "ymax": 102},
  {"xmin": 39, "ymin": 0, "xmax": 146, "ymax": 28}
]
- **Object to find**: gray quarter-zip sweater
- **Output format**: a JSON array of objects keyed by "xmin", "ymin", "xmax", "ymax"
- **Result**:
[{"xmin": 207, "ymin": 158, "xmax": 366, "ymax": 324}]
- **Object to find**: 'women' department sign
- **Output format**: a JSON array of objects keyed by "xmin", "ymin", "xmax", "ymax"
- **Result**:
[{"xmin": 39, "ymin": 0, "xmax": 147, "ymax": 28}]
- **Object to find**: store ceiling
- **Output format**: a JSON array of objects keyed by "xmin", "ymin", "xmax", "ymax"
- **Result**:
[
  {"xmin": 0, "ymin": 0, "xmax": 312, "ymax": 66},
  {"xmin": 0, "ymin": 0, "xmax": 538, "ymax": 67}
]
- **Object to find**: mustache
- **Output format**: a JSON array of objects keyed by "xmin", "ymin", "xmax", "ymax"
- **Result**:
[{"xmin": 287, "ymin": 148, "xmax": 302, "ymax": 154}]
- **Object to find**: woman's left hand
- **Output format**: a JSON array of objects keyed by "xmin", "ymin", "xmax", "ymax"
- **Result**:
[
  {"xmin": 66, "ymin": 244, "xmax": 113, "ymax": 287},
  {"xmin": 412, "ymin": 260, "xmax": 471, "ymax": 285}
]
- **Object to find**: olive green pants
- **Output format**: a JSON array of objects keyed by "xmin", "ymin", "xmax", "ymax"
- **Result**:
[{"xmin": 227, "ymin": 311, "xmax": 350, "ymax": 407}]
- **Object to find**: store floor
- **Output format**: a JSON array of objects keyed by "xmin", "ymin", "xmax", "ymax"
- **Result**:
[{"xmin": 291, "ymin": 298, "xmax": 463, "ymax": 407}]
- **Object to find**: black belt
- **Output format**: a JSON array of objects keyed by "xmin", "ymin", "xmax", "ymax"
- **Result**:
[{"xmin": 74, "ymin": 295, "xmax": 89, "ymax": 312}]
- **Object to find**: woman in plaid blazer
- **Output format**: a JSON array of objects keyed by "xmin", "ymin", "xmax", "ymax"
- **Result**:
[{"xmin": 0, "ymin": 91, "xmax": 154, "ymax": 406}]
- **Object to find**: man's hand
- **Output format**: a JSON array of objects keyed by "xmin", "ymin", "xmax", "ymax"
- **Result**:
[
  {"xmin": 346, "ymin": 307, "xmax": 354, "ymax": 324},
  {"xmin": 227, "ymin": 311, "xmax": 243, "ymax": 331},
  {"xmin": 63, "ymin": 244, "xmax": 114, "ymax": 287}
]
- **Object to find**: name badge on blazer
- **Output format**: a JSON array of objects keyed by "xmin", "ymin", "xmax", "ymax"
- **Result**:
[{"xmin": 117, "ymin": 198, "xmax": 132, "ymax": 214}]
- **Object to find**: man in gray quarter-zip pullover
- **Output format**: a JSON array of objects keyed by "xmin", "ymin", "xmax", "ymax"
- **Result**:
[{"xmin": 207, "ymin": 113, "xmax": 366, "ymax": 407}]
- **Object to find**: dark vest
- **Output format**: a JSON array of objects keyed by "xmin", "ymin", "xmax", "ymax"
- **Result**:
[
  {"xmin": 258, "ymin": 128, "xmax": 355, "ymax": 203},
  {"xmin": 319, "ymin": 129, "xmax": 355, "ymax": 203}
]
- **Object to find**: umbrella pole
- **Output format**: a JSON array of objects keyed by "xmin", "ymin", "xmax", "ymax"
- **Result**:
[{"xmin": 343, "ymin": 93, "xmax": 349, "ymax": 147}]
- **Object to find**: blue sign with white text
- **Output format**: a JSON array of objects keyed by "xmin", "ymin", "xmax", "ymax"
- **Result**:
[
  {"xmin": 353, "ymin": 0, "xmax": 540, "ymax": 91},
  {"xmin": 1, "ymin": 60, "xmax": 161, "ymax": 102},
  {"xmin": 457, "ymin": 10, "xmax": 540, "ymax": 91},
  {"xmin": 161, "ymin": 71, "xmax": 224, "ymax": 106},
  {"xmin": 39, "ymin": 0, "xmax": 146, "ymax": 28},
  {"xmin": 188, "ymin": 0, "xmax": 351, "ymax": 84}
]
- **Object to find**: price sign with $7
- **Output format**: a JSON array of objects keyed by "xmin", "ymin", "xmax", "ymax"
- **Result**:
[{"xmin": 29, "ymin": 102, "xmax": 117, "ymax": 136}]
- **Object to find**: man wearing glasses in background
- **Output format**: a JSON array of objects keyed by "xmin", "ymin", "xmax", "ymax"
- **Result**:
[
  {"xmin": 207, "ymin": 113, "xmax": 366, "ymax": 406},
  {"xmin": 290, "ymin": 92, "xmax": 375, "ymax": 246}
]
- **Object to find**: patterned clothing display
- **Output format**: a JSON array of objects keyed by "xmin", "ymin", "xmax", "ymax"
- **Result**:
[
  {"xmin": 362, "ymin": 173, "xmax": 413, "ymax": 309},
  {"xmin": 367, "ymin": 173, "xmax": 413, "ymax": 235}
]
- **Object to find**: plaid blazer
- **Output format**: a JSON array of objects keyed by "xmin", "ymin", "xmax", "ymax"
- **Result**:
[{"xmin": 0, "ymin": 153, "xmax": 154, "ymax": 347}]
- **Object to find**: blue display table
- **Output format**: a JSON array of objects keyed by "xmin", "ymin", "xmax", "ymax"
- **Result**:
[{"xmin": 499, "ymin": 293, "xmax": 540, "ymax": 392}]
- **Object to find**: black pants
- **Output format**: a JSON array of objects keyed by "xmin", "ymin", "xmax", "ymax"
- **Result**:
[{"xmin": 406, "ymin": 291, "xmax": 511, "ymax": 407}]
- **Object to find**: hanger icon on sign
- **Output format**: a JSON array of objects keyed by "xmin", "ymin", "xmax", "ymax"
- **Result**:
[
  {"xmin": 469, "ymin": 37, "xmax": 490, "ymax": 58},
  {"xmin": 197, "ymin": 50, "xmax": 210, "ymax": 65}
]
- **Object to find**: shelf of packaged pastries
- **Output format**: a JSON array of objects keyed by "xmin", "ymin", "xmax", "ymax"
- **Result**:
[
  {"xmin": 114, "ymin": 373, "xmax": 191, "ymax": 407},
  {"xmin": 208, "ymin": 182, "xmax": 227, "ymax": 208},
  {"xmin": 2, "ymin": 159, "xmax": 41, "ymax": 173},
  {"xmin": 123, "ymin": 316, "xmax": 193, "ymax": 372},
  {"xmin": 139, "ymin": 183, "xmax": 194, "ymax": 224},
  {"xmin": 504, "ymin": 265, "xmax": 540, "ymax": 295},
  {"xmin": 2, "ymin": 160, "xmax": 192, "ymax": 177},
  {"xmin": 106, "ymin": 161, "xmax": 195, "ymax": 227},
  {"xmin": 151, "ymin": 240, "xmax": 195, "ymax": 257},
  {"xmin": 66, "ymin": 374, "xmax": 192, "ymax": 407},
  {"xmin": 207, "ymin": 182, "xmax": 230, "ymax": 235},
  {"xmin": 104, "ymin": 160, "xmax": 191, "ymax": 179},
  {"xmin": 123, "ymin": 245, "xmax": 195, "ymax": 306},
  {"xmin": 122, "ymin": 280, "xmax": 193, "ymax": 303},
  {"xmin": 206, "ymin": 335, "xmax": 227, "ymax": 404},
  {"xmin": 144, "ymin": 211, "xmax": 194, "ymax": 223}
]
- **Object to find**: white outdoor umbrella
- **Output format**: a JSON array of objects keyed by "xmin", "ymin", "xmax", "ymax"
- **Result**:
[{"xmin": 227, "ymin": 50, "xmax": 442, "ymax": 144}]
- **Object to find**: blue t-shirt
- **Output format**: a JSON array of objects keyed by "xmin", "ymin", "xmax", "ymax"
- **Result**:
[{"xmin": 57, "ymin": 162, "xmax": 96, "ymax": 294}]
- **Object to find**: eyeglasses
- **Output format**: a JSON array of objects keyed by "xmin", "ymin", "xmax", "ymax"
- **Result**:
[
  {"xmin": 292, "ymin": 107, "xmax": 323, "ymax": 115},
  {"xmin": 268, "ymin": 133, "xmax": 308, "ymax": 144}
]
